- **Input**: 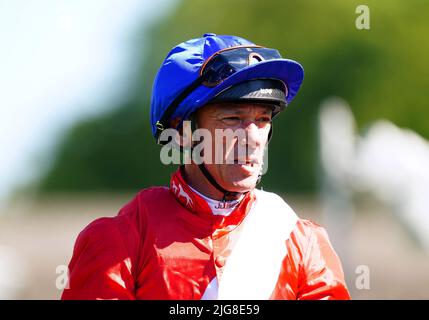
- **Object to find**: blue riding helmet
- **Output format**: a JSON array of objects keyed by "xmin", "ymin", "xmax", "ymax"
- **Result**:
[{"xmin": 150, "ymin": 33, "xmax": 304, "ymax": 144}]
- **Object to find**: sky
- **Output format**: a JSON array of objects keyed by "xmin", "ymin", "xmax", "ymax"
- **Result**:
[{"xmin": 0, "ymin": 0, "xmax": 175, "ymax": 204}]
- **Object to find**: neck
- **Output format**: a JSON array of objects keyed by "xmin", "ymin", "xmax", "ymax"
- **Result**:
[{"xmin": 182, "ymin": 164, "xmax": 241, "ymax": 201}]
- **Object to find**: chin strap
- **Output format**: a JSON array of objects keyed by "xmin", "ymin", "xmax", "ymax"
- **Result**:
[
  {"xmin": 197, "ymin": 163, "xmax": 242, "ymax": 202},
  {"xmin": 180, "ymin": 164, "xmax": 240, "ymax": 202}
]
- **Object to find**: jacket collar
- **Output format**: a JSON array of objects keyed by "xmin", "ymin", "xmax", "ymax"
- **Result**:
[{"xmin": 169, "ymin": 167, "xmax": 256, "ymax": 238}]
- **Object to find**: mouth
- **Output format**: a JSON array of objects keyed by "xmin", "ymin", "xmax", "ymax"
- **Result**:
[{"xmin": 233, "ymin": 159, "xmax": 260, "ymax": 167}]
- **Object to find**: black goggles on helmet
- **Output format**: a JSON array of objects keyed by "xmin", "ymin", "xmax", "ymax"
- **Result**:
[
  {"xmin": 200, "ymin": 46, "xmax": 283, "ymax": 86},
  {"xmin": 155, "ymin": 46, "xmax": 286, "ymax": 144}
]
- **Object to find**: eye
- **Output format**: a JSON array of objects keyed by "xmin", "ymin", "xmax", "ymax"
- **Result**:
[
  {"xmin": 256, "ymin": 116, "xmax": 272, "ymax": 124},
  {"xmin": 221, "ymin": 116, "xmax": 241, "ymax": 125}
]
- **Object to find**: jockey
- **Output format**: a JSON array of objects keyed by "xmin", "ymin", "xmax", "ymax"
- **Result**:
[{"xmin": 62, "ymin": 33, "xmax": 350, "ymax": 300}]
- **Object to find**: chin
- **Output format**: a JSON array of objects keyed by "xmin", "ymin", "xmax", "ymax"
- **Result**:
[{"xmin": 207, "ymin": 164, "xmax": 261, "ymax": 193}]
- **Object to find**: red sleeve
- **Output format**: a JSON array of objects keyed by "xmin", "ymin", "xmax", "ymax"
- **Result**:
[
  {"xmin": 297, "ymin": 220, "xmax": 351, "ymax": 300},
  {"xmin": 61, "ymin": 199, "xmax": 141, "ymax": 300}
]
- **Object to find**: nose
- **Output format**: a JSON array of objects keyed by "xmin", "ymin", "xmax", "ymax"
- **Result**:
[{"xmin": 240, "ymin": 121, "xmax": 262, "ymax": 150}]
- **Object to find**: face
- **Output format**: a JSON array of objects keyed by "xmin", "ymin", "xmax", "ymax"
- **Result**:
[{"xmin": 194, "ymin": 102, "xmax": 273, "ymax": 193}]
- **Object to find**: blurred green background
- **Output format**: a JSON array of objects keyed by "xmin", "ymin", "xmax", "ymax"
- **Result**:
[
  {"xmin": 2, "ymin": 0, "xmax": 429, "ymax": 300},
  {"xmin": 35, "ymin": 0, "xmax": 429, "ymax": 195}
]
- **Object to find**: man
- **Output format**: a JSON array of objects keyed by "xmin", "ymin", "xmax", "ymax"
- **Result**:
[{"xmin": 62, "ymin": 33, "xmax": 350, "ymax": 300}]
